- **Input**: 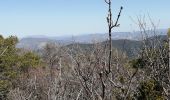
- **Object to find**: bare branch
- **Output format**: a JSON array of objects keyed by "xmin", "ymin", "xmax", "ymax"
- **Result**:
[
  {"xmin": 111, "ymin": 6, "xmax": 123, "ymax": 28},
  {"xmin": 0, "ymin": 46, "xmax": 8, "ymax": 56},
  {"xmin": 104, "ymin": 0, "xmax": 110, "ymax": 4}
]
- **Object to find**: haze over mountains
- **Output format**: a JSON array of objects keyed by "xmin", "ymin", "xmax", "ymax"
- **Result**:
[{"xmin": 17, "ymin": 29, "xmax": 168, "ymax": 50}]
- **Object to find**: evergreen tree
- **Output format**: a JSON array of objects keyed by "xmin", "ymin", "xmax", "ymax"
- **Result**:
[{"xmin": 0, "ymin": 35, "xmax": 40, "ymax": 99}]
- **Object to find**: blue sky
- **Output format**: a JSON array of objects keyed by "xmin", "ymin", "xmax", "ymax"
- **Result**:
[{"xmin": 0, "ymin": 0, "xmax": 169, "ymax": 38}]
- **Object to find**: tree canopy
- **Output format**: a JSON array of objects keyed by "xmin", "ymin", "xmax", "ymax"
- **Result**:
[{"xmin": 0, "ymin": 35, "xmax": 40, "ymax": 99}]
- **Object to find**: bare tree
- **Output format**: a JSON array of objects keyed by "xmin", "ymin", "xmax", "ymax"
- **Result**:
[{"xmin": 104, "ymin": 0, "xmax": 123, "ymax": 73}]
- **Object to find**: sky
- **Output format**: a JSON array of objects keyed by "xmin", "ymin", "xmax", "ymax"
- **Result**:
[{"xmin": 0, "ymin": 0, "xmax": 169, "ymax": 38}]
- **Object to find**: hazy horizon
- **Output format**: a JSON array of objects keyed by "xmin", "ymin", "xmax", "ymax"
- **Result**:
[{"xmin": 0, "ymin": 0, "xmax": 169, "ymax": 38}]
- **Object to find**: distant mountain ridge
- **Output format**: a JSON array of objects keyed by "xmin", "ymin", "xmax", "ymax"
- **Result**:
[
  {"xmin": 17, "ymin": 29, "xmax": 168, "ymax": 50},
  {"xmin": 65, "ymin": 35, "xmax": 167, "ymax": 57},
  {"xmin": 23, "ymin": 29, "xmax": 167, "ymax": 41}
]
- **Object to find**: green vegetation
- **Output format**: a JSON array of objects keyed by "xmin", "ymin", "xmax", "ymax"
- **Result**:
[
  {"xmin": 0, "ymin": 35, "xmax": 40, "ymax": 99},
  {"xmin": 135, "ymin": 79, "xmax": 164, "ymax": 100}
]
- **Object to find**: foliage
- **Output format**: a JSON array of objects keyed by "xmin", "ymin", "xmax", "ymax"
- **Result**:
[
  {"xmin": 130, "ymin": 58, "xmax": 146, "ymax": 69},
  {"xmin": 19, "ymin": 52, "xmax": 40, "ymax": 73},
  {"xmin": 134, "ymin": 79, "xmax": 164, "ymax": 100},
  {"xmin": 0, "ymin": 35, "xmax": 40, "ymax": 99}
]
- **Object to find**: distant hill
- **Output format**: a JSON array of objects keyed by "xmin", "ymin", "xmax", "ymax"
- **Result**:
[
  {"xmin": 65, "ymin": 39, "xmax": 142, "ymax": 57},
  {"xmin": 65, "ymin": 35, "xmax": 167, "ymax": 57},
  {"xmin": 17, "ymin": 29, "xmax": 168, "ymax": 52},
  {"xmin": 17, "ymin": 37, "xmax": 71, "ymax": 50},
  {"xmin": 33, "ymin": 29, "xmax": 167, "ymax": 43}
]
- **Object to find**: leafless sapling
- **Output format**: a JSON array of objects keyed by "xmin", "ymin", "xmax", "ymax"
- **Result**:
[{"xmin": 104, "ymin": 0, "xmax": 123, "ymax": 73}]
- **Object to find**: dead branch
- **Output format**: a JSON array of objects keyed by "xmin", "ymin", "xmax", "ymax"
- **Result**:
[{"xmin": 105, "ymin": 0, "xmax": 123, "ymax": 73}]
